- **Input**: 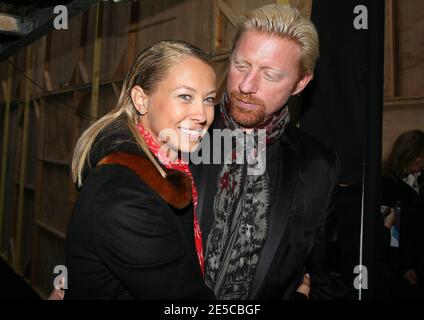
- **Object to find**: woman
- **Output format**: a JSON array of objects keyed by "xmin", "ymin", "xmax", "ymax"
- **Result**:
[
  {"xmin": 382, "ymin": 129, "xmax": 424, "ymax": 299},
  {"xmin": 64, "ymin": 40, "xmax": 217, "ymax": 299}
]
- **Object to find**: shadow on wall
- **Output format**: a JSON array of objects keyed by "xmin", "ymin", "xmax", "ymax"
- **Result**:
[{"xmin": 0, "ymin": 257, "xmax": 40, "ymax": 300}]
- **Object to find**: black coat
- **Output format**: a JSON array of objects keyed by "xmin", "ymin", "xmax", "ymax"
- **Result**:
[
  {"xmin": 382, "ymin": 175, "xmax": 424, "ymax": 278},
  {"xmin": 191, "ymin": 122, "xmax": 348, "ymax": 299},
  {"xmin": 65, "ymin": 123, "xmax": 214, "ymax": 299}
]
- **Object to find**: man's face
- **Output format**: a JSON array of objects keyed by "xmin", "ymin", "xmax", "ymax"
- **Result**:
[{"xmin": 226, "ymin": 30, "xmax": 312, "ymax": 128}]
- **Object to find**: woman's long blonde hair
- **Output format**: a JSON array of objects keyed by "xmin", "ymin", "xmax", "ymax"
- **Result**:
[{"xmin": 72, "ymin": 40, "xmax": 212, "ymax": 187}]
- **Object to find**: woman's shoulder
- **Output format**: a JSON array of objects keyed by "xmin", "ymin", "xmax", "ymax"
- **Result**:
[
  {"xmin": 81, "ymin": 160, "xmax": 149, "ymax": 196},
  {"xmin": 79, "ymin": 151, "xmax": 193, "ymax": 211}
]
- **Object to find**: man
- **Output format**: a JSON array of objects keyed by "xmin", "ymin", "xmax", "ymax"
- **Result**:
[{"xmin": 191, "ymin": 4, "xmax": 347, "ymax": 299}]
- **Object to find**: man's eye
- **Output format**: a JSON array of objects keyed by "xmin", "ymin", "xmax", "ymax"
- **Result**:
[
  {"xmin": 179, "ymin": 94, "xmax": 192, "ymax": 101},
  {"xmin": 264, "ymin": 73, "xmax": 278, "ymax": 82},
  {"xmin": 235, "ymin": 63, "xmax": 248, "ymax": 71}
]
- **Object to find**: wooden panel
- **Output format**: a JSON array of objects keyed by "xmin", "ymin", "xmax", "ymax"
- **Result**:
[
  {"xmin": 31, "ymin": 228, "xmax": 65, "ymax": 297},
  {"xmin": 20, "ymin": 189, "xmax": 35, "ymax": 275},
  {"xmin": 222, "ymin": 0, "xmax": 275, "ymax": 52},
  {"xmin": 0, "ymin": 105, "xmax": 20, "ymax": 257},
  {"xmin": 98, "ymin": 84, "xmax": 119, "ymax": 117},
  {"xmin": 0, "ymin": 58, "xmax": 21, "ymax": 103},
  {"xmin": 82, "ymin": 5, "xmax": 99, "ymax": 84},
  {"xmin": 25, "ymin": 106, "xmax": 38, "ymax": 187},
  {"xmin": 133, "ymin": 0, "xmax": 214, "ymax": 54},
  {"xmin": 14, "ymin": 49, "xmax": 27, "ymax": 100},
  {"xmin": 0, "ymin": 59, "xmax": 13, "ymax": 253},
  {"xmin": 12, "ymin": 103, "xmax": 38, "ymax": 269},
  {"xmin": 31, "ymin": 36, "xmax": 48, "ymax": 96},
  {"xmin": 46, "ymin": 15, "xmax": 83, "ymax": 91},
  {"xmin": 384, "ymin": 0, "xmax": 397, "ymax": 97},
  {"xmin": 212, "ymin": 57, "xmax": 230, "ymax": 98},
  {"xmin": 382, "ymin": 103, "xmax": 424, "ymax": 157},
  {"xmin": 100, "ymin": 2, "xmax": 131, "ymax": 80},
  {"xmin": 288, "ymin": 0, "xmax": 312, "ymax": 16},
  {"xmin": 0, "ymin": 60, "xmax": 7, "ymax": 103},
  {"xmin": 40, "ymin": 163, "xmax": 73, "ymax": 234},
  {"xmin": 396, "ymin": 0, "xmax": 424, "ymax": 97},
  {"xmin": 32, "ymin": 97, "xmax": 45, "ymax": 286},
  {"xmin": 44, "ymin": 94, "xmax": 78, "ymax": 161},
  {"xmin": 90, "ymin": 2, "xmax": 104, "ymax": 122},
  {"xmin": 75, "ymin": 90, "xmax": 93, "ymax": 133}
]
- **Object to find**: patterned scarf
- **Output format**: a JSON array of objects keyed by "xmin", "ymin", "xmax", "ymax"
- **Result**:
[
  {"xmin": 204, "ymin": 92, "xmax": 290, "ymax": 299},
  {"xmin": 137, "ymin": 123, "xmax": 204, "ymax": 276}
]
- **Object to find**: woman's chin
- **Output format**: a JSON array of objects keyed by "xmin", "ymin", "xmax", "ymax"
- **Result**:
[
  {"xmin": 166, "ymin": 139, "xmax": 201, "ymax": 159},
  {"xmin": 179, "ymin": 141, "xmax": 200, "ymax": 154}
]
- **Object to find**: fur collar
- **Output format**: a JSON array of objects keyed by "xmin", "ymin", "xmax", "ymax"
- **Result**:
[{"xmin": 98, "ymin": 152, "xmax": 192, "ymax": 209}]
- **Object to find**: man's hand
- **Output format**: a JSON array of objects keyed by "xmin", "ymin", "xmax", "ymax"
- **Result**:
[
  {"xmin": 296, "ymin": 273, "xmax": 310, "ymax": 298},
  {"xmin": 403, "ymin": 269, "xmax": 418, "ymax": 285},
  {"xmin": 47, "ymin": 288, "xmax": 64, "ymax": 300},
  {"xmin": 383, "ymin": 208, "xmax": 396, "ymax": 229},
  {"xmin": 47, "ymin": 276, "xmax": 65, "ymax": 300}
]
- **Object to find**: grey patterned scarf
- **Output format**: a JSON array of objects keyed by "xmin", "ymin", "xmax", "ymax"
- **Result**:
[{"xmin": 204, "ymin": 93, "xmax": 290, "ymax": 299}]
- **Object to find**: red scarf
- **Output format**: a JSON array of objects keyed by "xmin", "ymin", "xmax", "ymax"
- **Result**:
[{"xmin": 136, "ymin": 123, "xmax": 204, "ymax": 277}]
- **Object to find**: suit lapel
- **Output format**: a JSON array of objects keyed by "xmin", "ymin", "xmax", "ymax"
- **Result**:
[{"xmin": 249, "ymin": 137, "xmax": 301, "ymax": 298}]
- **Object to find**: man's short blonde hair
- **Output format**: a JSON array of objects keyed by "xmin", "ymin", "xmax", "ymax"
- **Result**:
[{"xmin": 233, "ymin": 4, "xmax": 319, "ymax": 76}]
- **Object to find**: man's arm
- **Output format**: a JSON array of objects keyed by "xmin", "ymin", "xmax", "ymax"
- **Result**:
[{"xmin": 306, "ymin": 152, "xmax": 349, "ymax": 300}]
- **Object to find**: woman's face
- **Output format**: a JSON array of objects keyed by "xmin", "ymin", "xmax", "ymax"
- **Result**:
[
  {"xmin": 410, "ymin": 155, "xmax": 424, "ymax": 173},
  {"xmin": 137, "ymin": 56, "xmax": 216, "ymax": 153}
]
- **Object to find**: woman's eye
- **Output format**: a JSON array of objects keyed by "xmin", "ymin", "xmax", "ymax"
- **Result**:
[
  {"xmin": 205, "ymin": 97, "xmax": 216, "ymax": 105},
  {"xmin": 179, "ymin": 94, "xmax": 192, "ymax": 101}
]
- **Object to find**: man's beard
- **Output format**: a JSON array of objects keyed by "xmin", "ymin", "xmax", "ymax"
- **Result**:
[{"xmin": 228, "ymin": 91, "xmax": 266, "ymax": 128}]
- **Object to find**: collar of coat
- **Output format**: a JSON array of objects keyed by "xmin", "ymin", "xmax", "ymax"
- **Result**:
[{"xmin": 98, "ymin": 152, "xmax": 193, "ymax": 209}]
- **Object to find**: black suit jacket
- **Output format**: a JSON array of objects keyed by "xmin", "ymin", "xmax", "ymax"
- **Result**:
[{"xmin": 191, "ymin": 122, "xmax": 347, "ymax": 299}]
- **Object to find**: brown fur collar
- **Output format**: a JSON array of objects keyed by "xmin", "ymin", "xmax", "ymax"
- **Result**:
[{"xmin": 98, "ymin": 152, "xmax": 192, "ymax": 209}]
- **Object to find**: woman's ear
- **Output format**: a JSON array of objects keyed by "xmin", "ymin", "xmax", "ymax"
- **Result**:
[{"xmin": 131, "ymin": 85, "xmax": 148, "ymax": 115}]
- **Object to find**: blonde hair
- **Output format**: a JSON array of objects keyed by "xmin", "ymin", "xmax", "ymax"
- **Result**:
[
  {"xmin": 72, "ymin": 40, "xmax": 212, "ymax": 187},
  {"xmin": 233, "ymin": 4, "xmax": 319, "ymax": 76}
]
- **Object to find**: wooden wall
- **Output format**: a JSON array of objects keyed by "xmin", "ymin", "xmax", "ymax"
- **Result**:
[
  {"xmin": 0, "ymin": 0, "xmax": 314, "ymax": 297},
  {"xmin": 383, "ymin": 0, "xmax": 424, "ymax": 158}
]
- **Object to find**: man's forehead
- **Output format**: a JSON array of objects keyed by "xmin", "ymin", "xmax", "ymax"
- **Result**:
[{"xmin": 232, "ymin": 31, "xmax": 301, "ymax": 67}]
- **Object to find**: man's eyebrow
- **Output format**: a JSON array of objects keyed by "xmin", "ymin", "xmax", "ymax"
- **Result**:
[{"xmin": 233, "ymin": 56, "xmax": 250, "ymax": 64}]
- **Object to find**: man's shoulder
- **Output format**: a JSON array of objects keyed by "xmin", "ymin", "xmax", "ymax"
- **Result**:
[{"xmin": 285, "ymin": 124, "xmax": 338, "ymax": 165}]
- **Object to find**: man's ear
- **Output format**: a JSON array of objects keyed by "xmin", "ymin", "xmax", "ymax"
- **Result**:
[
  {"xmin": 131, "ymin": 85, "xmax": 148, "ymax": 114},
  {"xmin": 292, "ymin": 73, "xmax": 313, "ymax": 96}
]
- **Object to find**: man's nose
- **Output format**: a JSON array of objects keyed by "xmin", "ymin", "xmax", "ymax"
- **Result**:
[{"xmin": 238, "ymin": 70, "xmax": 259, "ymax": 94}]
